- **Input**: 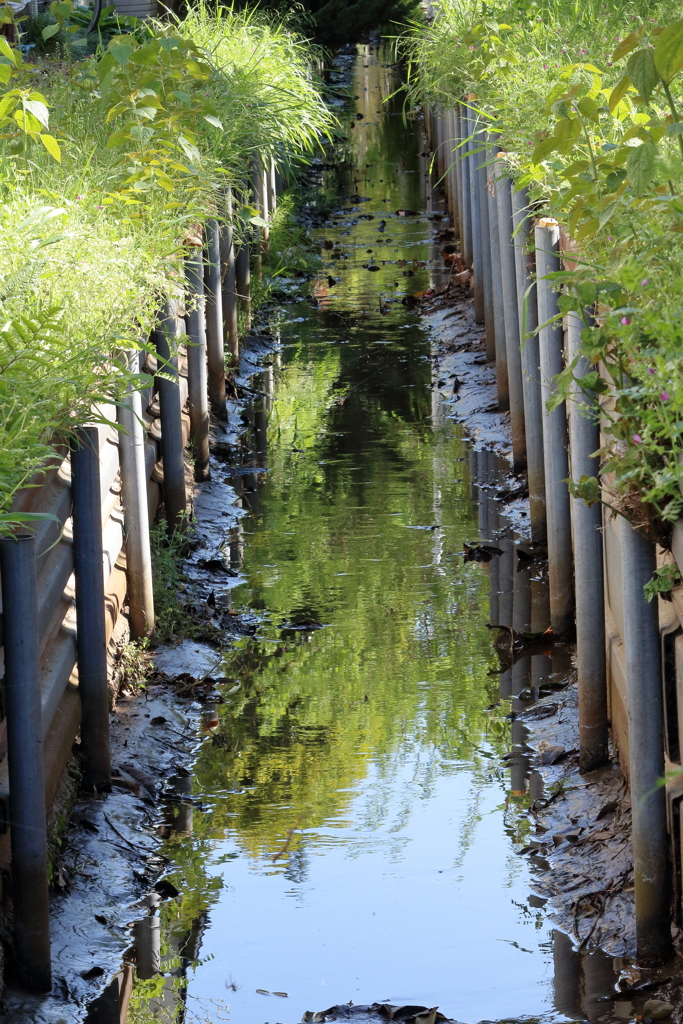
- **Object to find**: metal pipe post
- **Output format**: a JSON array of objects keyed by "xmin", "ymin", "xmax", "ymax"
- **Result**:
[
  {"xmin": 118, "ymin": 354, "xmax": 155, "ymax": 640},
  {"xmin": 434, "ymin": 110, "xmax": 444, "ymax": 180},
  {"xmin": 469, "ymin": 111, "xmax": 485, "ymax": 324},
  {"xmin": 495, "ymin": 164, "xmax": 526, "ymax": 469},
  {"xmin": 260, "ymin": 156, "xmax": 270, "ymax": 246},
  {"xmin": 511, "ymin": 186, "xmax": 546, "ymax": 545},
  {"xmin": 620, "ymin": 519, "xmax": 672, "ymax": 964},
  {"xmin": 221, "ymin": 190, "xmax": 239, "ymax": 361},
  {"xmin": 205, "ymin": 219, "xmax": 226, "ymax": 420},
  {"xmin": 269, "ymin": 156, "xmax": 277, "ymax": 216},
  {"xmin": 459, "ymin": 105, "xmax": 472, "ymax": 267},
  {"xmin": 567, "ymin": 311, "xmax": 608, "ymax": 771},
  {"xmin": 534, "ymin": 219, "xmax": 573, "ymax": 633},
  {"xmin": 455, "ymin": 108, "xmax": 467, "ymax": 257},
  {"xmin": 447, "ymin": 109, "xmax": 460, "ymax": 237},
  {"xmin": 0, "ymin": 534, "xmax": 52, "ymax": 991},
  {"xmin": 487, "ymin": 147, "xmax": 509, "ymax": 409},
  {"xmin": 185, "ymin": 250, "xmax": 211, "ymax": 481},
  {"xmin": 476, "ymin": 140, "xmax": 494, "ymax": 362},
  {"xmin": 70, "ymin": 426, "xmax": 112, "ymax": 791},
  {"xmin": 155, "ymin": 302, "xmax": 187, "ymax": 531}
]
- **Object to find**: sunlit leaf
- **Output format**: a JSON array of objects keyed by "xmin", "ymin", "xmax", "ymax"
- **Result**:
[
  {"xmin": 626, "ymin": 142, "xmax": 656, "ymax": 193},
  {"xmin": 654, "ymin": 20, "xmax": 683, "ymax": 82},
  {"xmin": 38, "ymin": 133, "xmax": 61, "ymax": 162},
  {"xmin": 627, "ymin": 49, "xmax": 659, "ymax": 104}
]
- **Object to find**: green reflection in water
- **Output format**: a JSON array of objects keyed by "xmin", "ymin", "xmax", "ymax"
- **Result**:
[{"xmin": 126, "ymin": 44, "xmax": 532, "ymax": 1024}]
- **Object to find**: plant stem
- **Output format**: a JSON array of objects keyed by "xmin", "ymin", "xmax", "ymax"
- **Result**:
[{"xmin": 661, "ymin": 78, "xmax": 683, "ymax": 164}]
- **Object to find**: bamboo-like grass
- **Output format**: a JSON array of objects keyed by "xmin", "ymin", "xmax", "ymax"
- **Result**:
[{"xmin": 0, "ymin": 4, "xmax": 334, "ymax": 529}]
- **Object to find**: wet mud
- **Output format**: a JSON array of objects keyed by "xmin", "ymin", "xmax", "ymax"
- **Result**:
[{"xmin": 4, "ymin": 42, "xmax": 681, "ymax": 1024}]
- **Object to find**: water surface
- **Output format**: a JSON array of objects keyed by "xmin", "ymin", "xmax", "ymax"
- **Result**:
[{"xmin": 124, "ymin": 46, "xmax": 615, "ymax": 1024}]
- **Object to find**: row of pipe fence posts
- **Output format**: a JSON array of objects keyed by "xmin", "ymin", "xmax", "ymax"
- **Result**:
[
  {"xmin": 427, "ymin": 100, "xmax": 672, "ymax": 964},
  {"xmin": 0, "ymin": 160, "xmax": 279, "ymax": 991}
]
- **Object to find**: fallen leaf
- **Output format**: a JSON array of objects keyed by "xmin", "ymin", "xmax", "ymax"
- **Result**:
[
  {"xmin": 642, "ymin": 999, "xmax": 674, "ymax": 1020},
  {"xmin": 81, "ymin": 966, "xmax": 105, "ymax": 980},
  {"xmin": 539, "ymin": 745, "xmax": 565, "ymax": 765}
]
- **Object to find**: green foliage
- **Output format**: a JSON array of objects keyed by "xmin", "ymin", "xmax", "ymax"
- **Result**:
[
  {"xmin": 644, "ymin": 562, "xmax": 682, "ymax": 601},
  {"xmin": 0, "ymin": 4, "xmax": 332, "ymax": 533},
  {"xmin": 403, "ymin": 0, "xmax": 683, "ymax": 541}
]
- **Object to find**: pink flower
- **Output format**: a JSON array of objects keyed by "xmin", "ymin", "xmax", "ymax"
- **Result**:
[
  {"xmin": 76, "ymin": 194, "xmax": 83, "ymax": 200},
  {"xmin": 633, "ymin": 434, "xmax": 643, "ymax": 444},
  {"xmin": 648, "ymin": 367, "xmax": 655, "ymax": 375},
  {"xmin": 640, "ymin": 278, "xmax": 648, "ymax": 286},
  {"xmin": 661, "ymin": 390, "xmax": 669, "ymax": 401},
  {"xmin": 621, "ymin": 316, "xmax": 630, "ymax": 325}
]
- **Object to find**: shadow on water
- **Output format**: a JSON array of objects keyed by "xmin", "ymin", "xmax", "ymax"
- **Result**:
[{"xmin": 87, "ymin": 44, "xmax": 641, "ymax": 1024}]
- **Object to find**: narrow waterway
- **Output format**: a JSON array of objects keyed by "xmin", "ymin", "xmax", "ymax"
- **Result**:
[{"xmin": 122, "ymin": 47, "xmax": 619, "ymax": 1024}]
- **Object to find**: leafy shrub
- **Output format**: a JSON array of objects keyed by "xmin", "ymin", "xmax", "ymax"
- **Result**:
[
  {"xmin": 0, "ymin": 3, "xmax": 334, "ymax": 533},
  {"xmin": 403, "ymin": 0, "xmax": 683, "ymax": 543}
]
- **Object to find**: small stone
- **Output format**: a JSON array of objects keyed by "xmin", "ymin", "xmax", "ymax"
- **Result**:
[{"xmin": 642, "ymin": 999, "xmax": 674, "ymax": 1020}]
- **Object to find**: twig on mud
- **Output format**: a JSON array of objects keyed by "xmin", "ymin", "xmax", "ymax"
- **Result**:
[
  {"xmin": 577, "ymin": 893, "xmax": 606, "ymax": 950},
  {"xmin": 104, "ymin": 813, "xmax": 153, "ymax": 855}
]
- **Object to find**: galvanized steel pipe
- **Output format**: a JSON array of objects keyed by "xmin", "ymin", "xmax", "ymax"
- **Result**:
[
  {"xmin": 185, "ymin": 250, "xmax": 211, "ymax": 481},
  {"xmin": 205, "ymin": 219, "xmax": 226, "ymax": 421},
  {"xmin": 567, "ymin": 311, "xmax": 608, "ymax": 772},
  {"xmin": 620, "ymin": 519, "xmax": 672, "ymax": 964},
  {"xmin": 534, "ymin": 219, "xmax": 573, "ymax": 633},
  {"xmin": 459, "ymin": 105, "xmax": 472, "ymax": 267},
  {"xmin": 495, "ymin": 164, "xmax": 526, "ymax": 468},
  {"xmin": 511, "ymin": 186, "xmax": 546, "ymax": 545},
  {"xmin": 118, "ymin": 353, "xmax": 155, "ymax": 640},
  {"xmin": 469, "ymin": 111, "xmax": 484, "ymax": 324},
  {"xmin": 70, "ymin": 425, "xmax": 112, "ymax": 791},
  {"xmin": 476, "ymin": 140, "xmax": 494, "ymax": 363},
  {"xmin": 0, "ymin": 533, "xmax": 52, "ymax": 991},
  {"xmin": 487, "ymin": 147, "xmax": 509, "ymax": 409},
  {"xmin": 155, "ymin": 302, "xmax": 187, "ymax": 531},
  {"xmin": 221, "ymin": 190, "xmax": 240, "ymax": 361},
  {"xmin": 447, "ymin": 109, "xmax": 460, "ymax": 238}
]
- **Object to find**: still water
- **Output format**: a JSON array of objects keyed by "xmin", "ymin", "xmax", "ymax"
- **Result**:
[{"xmin": 124, "ymin": 47, "xmax": 613, "ymax": 1024}]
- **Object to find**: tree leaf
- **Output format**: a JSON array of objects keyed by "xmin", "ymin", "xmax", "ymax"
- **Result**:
[
  {"xmin": 109, "ymin": 41, "xmax": 132, "ymax": 67},
  {"xmin": 612, "ymin": 31, "xmax": 641, "ymax": 63},
  {"xmin": 626, "ymin": 142, "xmax": 656, "ymax": 193},
  {"xmin": 42, "ymin": 22, "xmax": 61, "ymax": 39},
  {"xmin": 576, "ymin": 217, "xmax": 600, "ymax": 241},
  {"xmin": 609, "ymin": 74, "xmax": 632, "ymax": 112},
  {"xmin": 24, "ymin": 99, "xmax": 49, "ymax": 128},
  {"xmin": 655, "ymin": 20, "xmax": 683, "ymax": 83},
  {"xmin": 531, "ymin": 136, "xmax": 559, "ymax": 164},
  {"xmin": 0, "ymin": 92, "xmax": 16, "ymax": 121},
  {"xmin": 204, "ymin": 114, "xmax": 223, "ymax": 130},
  {"xmin": 0, "ymin": 35, "xmax": 18, "ymax": 64},
  {"xmin": 105, "ymin": 127, "xmax": 132, "ymax": 148},
  {"xmin": 38, "ymin": 133, "xmax": 61, "ymax": 162},
  {"xmin": 627, "ymin": 49, "xmax": 659, "ymax": 103}
]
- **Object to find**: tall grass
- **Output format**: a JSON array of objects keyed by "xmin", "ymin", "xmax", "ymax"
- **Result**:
[{"xmin": 0, "ymin": 4, "xmax": 334, "ymax": 531}]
